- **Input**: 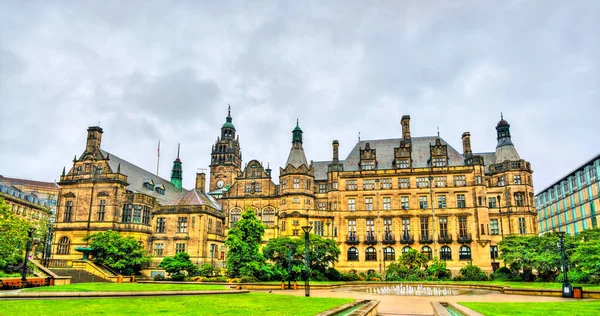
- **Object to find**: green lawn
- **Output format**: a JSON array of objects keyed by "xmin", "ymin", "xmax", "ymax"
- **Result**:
[
  {"xmin": 23, "ymin": 282, "xmax": 227, "ymax": 292},
  {"xmin": 460, "ymin": 301, "xmax": 600, "ymax": 316},
  {"xmin": 0, "ymin": 292, "xmax": 353, "ymax": 316}
]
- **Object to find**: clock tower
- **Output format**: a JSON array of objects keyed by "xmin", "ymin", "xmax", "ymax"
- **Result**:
[{"xmin": 209, "ymin": 105, "xmax": 242, "ymax": 192}]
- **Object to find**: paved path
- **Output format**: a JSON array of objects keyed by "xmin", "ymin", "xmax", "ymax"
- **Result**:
[{"xmin": 269, "ymin": 286, "xmax": 576, "ymax": 315}]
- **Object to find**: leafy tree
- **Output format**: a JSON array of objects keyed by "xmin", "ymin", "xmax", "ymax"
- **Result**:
[
  {"xmin": 385, "ymin": 249, "xmax": 430, "ymax": 281},
  {"xmin": 159, "ymin": 252, "xmax": 198, "ymax": 277},
  {"xmin": 427, "ymin": 258, "xmax": 452, "ymax": 280},
  {"xmin": 263, "ymin": 234, "xmax": 340, "ymax": 281},
  {"xmin": 398, "ymin": 248, "xmax": 429, "ymax": 270},
  {"xmin": 453, "ymin": 262, "xmax": 488, "ymax": 281},
  {"xmin": 198, "ymin": 263, "xmax": 215, "ymax": 277},
  {"xmin": 0, "ymin": 197, "xmax": 30, "ymax": 270},
  {"xmin": 83, "ymin": 230, "xmax": 152, "ymax": 275},
  {"xmin": 225, "ymin": 208, "xmax": 265, "ymax": 278},
  {"xmin": 571, "ymin": 228, "xmax": 600, "ymax": 284}
]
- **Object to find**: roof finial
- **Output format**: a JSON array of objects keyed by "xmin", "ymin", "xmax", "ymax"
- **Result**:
[
  {"xmin": 501, "ymin": 112, "xmax": 504, "ymax": 120},
  {"xmin": 296, "ymin": 118, "xmax": 299, "ymax": 127},
  {"xmin": 437, "ymin": 126, "xmax": 440, "ymax": 138},
  {"xmin": 228, "ymin": 104, "xmax": 231, "ymax": 116},
  {"xmin": 358, "ymin": 132, "xmax": 361, "ymax": 142},
  {"xmin": 177, "ymin": 143, "xmax": 180, "ymax": 159}
]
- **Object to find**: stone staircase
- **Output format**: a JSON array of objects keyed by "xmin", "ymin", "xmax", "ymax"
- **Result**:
[{"xmin": 50, "ymin": 269, "xmax": 110, "ymax": 284}]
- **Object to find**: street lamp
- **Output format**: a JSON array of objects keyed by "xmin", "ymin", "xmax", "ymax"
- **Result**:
[
  {"xmin": 556, "ymin": 231, "xmax": 572, "ymax": 298},
  {"xmin": 301, "ymin": 225, "xmax": 312, "ymax": 297},
  {"xmin": 22, "ymin": 227, "xmax": 36, "ymax": 282},
  {"xmin": 497, "ymin": 195, "xmax": 505, "ymax": 239}
]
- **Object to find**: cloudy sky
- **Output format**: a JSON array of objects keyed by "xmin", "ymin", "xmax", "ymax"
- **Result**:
[{"xmin": 0, "ymin": 1, "xmax": 598, "ymax": 193}]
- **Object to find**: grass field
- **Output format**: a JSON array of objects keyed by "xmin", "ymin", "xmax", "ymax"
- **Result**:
[
  {"xmin": 0, "ymin": 292, "xmax": 353, "ymax": 316},
  {"xmin": 460, "ymin": 301, "xmax": 600, "ymax": 316},
  {"xmin": 23, "ymin": 282, "xmax": 227, "ymax": 292}
]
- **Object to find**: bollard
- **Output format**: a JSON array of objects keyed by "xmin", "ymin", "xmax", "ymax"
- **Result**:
[
  {"xmin": 293, "ymin": 281, "xmax": 297, "ymax": 290},
  {"xmin": 281, "ymin": 281, "xmax": 285, "ymax": 290},
  {"xmin": 117, "ymin": 275, "xmax": 123, "ymax": 283},
  {"xmin": 131, "ymin": 274, "xmax": 135, "ymax": 283}
]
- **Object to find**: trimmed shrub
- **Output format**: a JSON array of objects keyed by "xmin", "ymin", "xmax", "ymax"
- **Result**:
[
  {"xmin": 324, "ymin": 268, "xmax": 342, "ymax": 281},
  {"xmin": 199, "ymin": 263, "xmax": 214, "ymax": 277},
  {"xmin": 490, "ymin": 267, "xmax": 522, "ymax": 281},
  {"xmin": 454, "ymin": 262, "xmax": 488, "ymax": 281},
  {"xmin": 240, "ymin": 275, "xmax": 259, "ymax": 283},
  {"xmin": 556, "ymin": 271, "xmax": 590, "ymax": 284},
  {"xmin": 367, "ymin": 273, "xmax": 382, "ymax": 281},
  {"xmin": 340, "ymin": 273, "xmax": 360, "ymax": 281},
  {"xmin": 427, "ymin": 258, "xmax": 452, "ymax": 280},
  {"xmin": 170, "ymin": 272, "xmax": 186, "ymax": 281},
  {"xmin": 153, "ymin": 274, "xmax": 166, "ymax": 281}
]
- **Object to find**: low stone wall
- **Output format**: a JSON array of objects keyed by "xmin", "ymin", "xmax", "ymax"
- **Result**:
[
  {"xmin": 432, "ymin": 302, "xmax": 485, "ymax": 316},
  {"xmin": 317, "ymin": 300, "xmax": 379, "ymax": 316}
]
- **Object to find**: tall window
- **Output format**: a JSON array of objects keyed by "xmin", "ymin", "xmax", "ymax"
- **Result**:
[
  {"xmin": 381, "ymin": 178, "xmax": 392, "ymax": 189},
  {"xmin": 488, "ymin": 197, "xmax": 497, "ymax": 208},
  {"xmin": 346, "ymin": 180, "xmax": 357, "ymax": 190},
  {"xmin": 490, "ymin": 219, "xmax": 499, "ymax": 235},
  {"xmin": 439, "ymin": 217, "xmax": 448, "ymax": 238},
  {"xmin": 433, "ymin": 157, "xmax": 447, "ymax": 167},
  {"xmin": 458, "ymin": 216, "xmax": 468, "ymax": 237},
  {"xmin": 263, "ymin": 208, "xmax": 275, "ymax": 227},
  {"xmin": 384, "ymin": 247, "xmax": 395, "ymax": 261},
  {"xmin": 293, "ymin": 178, "xmax": 300, "ymax": 189},
  {"xmin": 154, "ymin": 243, "xmax": 164, "ymax": 256},
  {"xmin": 416, "ymin": 177, "xmax": 429, "ymax": 188},
  {"xmin": 419, "ymin": 196, "xmax": 428, "ymax": 209},
  {"xmin": 319, "ymin": 184, "xmax": 326, "ymax": 193},
  {"xmin": 362, "ymin": 161, "xmax": 375, "ymax": 170},
  {"xmin": 306, "ymin": 179, "xmax": 311, "ymax": 190},
  {"xmin": 348, "ymin": 220, "xmax": 357, "ymax": 240},
  {"xmin": 281, "ymin": 179, "xmax": 287, "ymax": 190},
  {"xmin": 366, "ymin": 219, "xmax": 375, "ymax": 241},
  {"xmin": 365, "ymin": 247, "xmax": 377, "ymax": 261},
  {"xmin": 490, "ymin": 245, "xmax": 499, "ymax": 260},
  {"xmin": 363, "ymin": 180, "xmax": 375, "ymax": 190},
  {"xmin": 348, "ymin": 247, "xmax": 359, "ymax": 261},
  {"xmin": 121, "ymin": 203, "xmax": 132, "ymax": 222},
  {"xmin": 57, "ymin": 236, "xmax": 70, "ymax": 254},
  {"xmin": 453, "ymin": 175, "xmax": 466, "ymax": 186},
  {"xmin": 440, "ymin": 246, "xmax": 452, "ymax": 260},
  {"xmin": 398, "ymin": 178, "xmax": 410, "ymax": 188},
  {"xmin": 402, "ymin": 218, "xmax": 410, "ymax": 239},
  {"xmin": 280, "ymin": 220, "xmax": 286, "ymax": 232},
  {"xmin": 156, "ymin": 217, "xmax": 166, "ymax": 233},
  {"xmin": 514, "ymin": 175, "xmax": 522, "ymax": 184},
  {"xmin": 177, "ymin": 217, "xmax": 188, "ymax": 233},
  {"xmin": 383, "ymin": 197, "xmax": 391, "ymax": 210},
  {"xmin": 421, "ymin": 246, "xmax": 432, "ymax": 260},
  {"xmin": 438, "ymin": 195, "xmax": 447, "ymax": 209},
  {"xmin": 401, "ymin": 196, "xmax": 410, "ymax": 210},
  {"xmin": 515, "ymin": 193, "xmax": 525, "ymax": 206},
  {"xmin": 365, "ymin": 197, "xmax": 373, "ymax": 211},
  {"xmin": 457, "ymin": 194, "xmax": 466, "ymax": 208},
  {"xmin": 498, "ymin": 176, "xmax": 506, "ymax": 186},
  {"xmin": 98, "ymin": 200, "xmax": 106, "ymax": 222},
  {"xmin": 142, "ymin": 206, "xmax": 151, "ymax": 225},
  {"xmin": 459, "ymin": 245, "xmax": 472, "ymax": 260},
  {"xmin": 313, "ymin": 220, "xmax": 324, "ymax": 236},
  {"xmin": 434, "ymin": 176, "xmax": 447, "ymax": 187},
  {"xmin": 397, "ymin": 159, "xmax": 410, "ymax": 169},
  {"xmin": 64, "ymin": 201, "xmax": 73, "ymax": 222},
  {"xmin": 519, "ymin": 218, "xmax": 526, "ymax": 234},
  {"xmin": 348, "ymin": 198, "xmax": 356, "ymax": 211},
  {"xmin": 384, "ymin": 218, "xmax": 392, "ymax": 240},
  {"xmin": 230, "ymin": 208, "xmax": 241, "ymax": 227},
  {"xmin": 175, "ymin": 243, "xmax": 186, "ymax": 254},
  {"xmin": 133, "ymin": 204, "xmax": 142, "ymax": 223}
]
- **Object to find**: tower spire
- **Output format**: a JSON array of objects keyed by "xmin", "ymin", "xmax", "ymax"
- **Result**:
[{"xmin": 171, "ymin": 144, "xmax": 183, "ymax": 191}]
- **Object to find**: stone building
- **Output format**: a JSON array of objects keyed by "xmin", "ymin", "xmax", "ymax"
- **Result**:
[
  {"xmin": 52, "ymin": 126, "xmax": 226, "ymax": 267},
  {"xmin": 535, "ymin": 153, "xmax": 599, "ymax": 235},
  {"xmin": 211, "ymin": 111, "xmax": 537, "ymax": 273},
  {"xmin": 0, "ymin": 179, "xmax": 52, "ymax": 225}
]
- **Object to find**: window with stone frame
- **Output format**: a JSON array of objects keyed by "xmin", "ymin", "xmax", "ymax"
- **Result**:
[
  {"xmin": 490, "ymin": 219, "xmax": 499, "ymax": 235},
  {"xmin": 488, "ymin": 197, "xmax": 497, "ymax": 208},
  {"xmin": 440, "ymin": 246, "xmax": 452, "ymax": 260},
  {"xmin": 453, "ymin": 175, "xmax": 466, "ymax": 186},
  {"xmin": 437, "ymin": 195, "xmax": 447, "ymax": 209},
  {"xmin": 319, "ymin": 184, "xmax": 327, "ymax": 193},
  {"xmin": 381, "ymin": 178, "xmax": 392, "ymax": 189},
  {"xmin": 497, "ymin": 176, "xmax": 506, "ymax": 186},
  {"xmin": 64, "ymin": 201, "xmax": 73, "ymax": 222},
  {"xmin": 420, "ymin": 217, "xmax": 430, "ymax": 239},
  {"xmin": 175, "ymin": 243, "xmax": 186, "ymax": 254},
  {"xmin": 177, "ymin": 217, "xmax": 188, "ymax": 233},
  {"xmin": 348, "ymin": 198, "xmax": 356, "ymax": 211},
  {"xmin": 419, "ymin": 196, "xmax": 428, "ymax": 209},
  {"xmin": 459, "ymin": 245, "xmax": 471, "ymax": 260},
  {"xmin": 293, "ymin": 178, "xmax": 300, "ymax": 189},
  {"xmin": 456, "ymin": 194, "xmax": 466, "ymax": 208},
  {"xmin": 121, "ymin": 203, "xmax": 132, "ymax": 222},
  {"xmin": 366, "ymin": 219, "xmax": 375, "ymax": 241},
  {"xmin": 280, "ymin": 220, "xmax": 286, "ymax": 232},
  {"xmin": 142, "ymin": 206, "xmax": 151, "ymax": 225},
  {"xmin": 133, "ymin": 204, "xmax": 142, "ymax": 223},
  {"xmin": 383, "ymin": 197, "xmax": 391, "ymax": 210},
  {"xmin": 281, "ymin": 179, "xmax": 287, "ymax": 190},
  {"xmin": 347, "ymin": 247, "xmax": 359, "ymax": 261},
  {"xmin": 293, "ymin": 198, "xmax": 299, "ymax": 204},
  {"xmin": 416, "ymin": 177, "xmax": 429, "ymax": 188},
  {"xmin": 458, "ymin": 216, "xmax": 468, "ymax": 238},
  {"xmin": 57, "ymin": 236, "xmax": 70, "ymax": 254},
  {"xmin": 348, "ymin": 219, "xmax": 357, "ymax": 240},
  {"xmin": 365, "ymin": 197, "xmax": 373, "ymax": 211},
  {"xmin": 263, "ymin": 208, "xmax": 275, "ymax": 227},
  {"xmin": 346, "ymin": 180, "xmax": 357, "ymax": 190},
  {"xmin": 318, "ymin": 201, "xmax": 327, "ymax": 210},
  {"xmin": 514, "ymin": 175, "xmax": 522, "ymax": 184},
  {"xmin": 384, "ymin": 247, "xmax": 395, "ymax": 261},
  {"xmin": 98, "ymin": 200, "xmax": 106, "ymax": 222},
  {"xmin": 433, "ymin": 157, "xmax": 447, "ymax": 167},
  {"xmin": 515, "ymin": 193, "xmax": 525, "ymax": 206},
  {"xmin": 156, "ymin": 217, "xmax": 166, "ymax": 233},
  {"xmin": 434, "ymin": 176, "xmax": 447, "ymax": 187},
  {"xmin": 421, "ymin": 246, "xmax": 432, "ymax": 260},
  {"xmin": 313, "ymin": 220, "xmax": 324, "ymax": 236},
  {"xmin": 244, "ymin": 184, "xmax": 252, "ymax": 193},
  {"xmin": 401, "ymin": 196, "xmax": 409, "ymax": 210},
  {"xmin": 362, "ymin": 161, "xmax": 376, "ymax": 170},
  {"xmin": 397, "ymin": 159, "xmax": 410, "ymax": 169},
  {"xmin": 519, "ymin": 217, "xmax": 527, "ymax": 234},
  {"xmin": 365, "ymin": 247, "xmax": 377, "ymax": 261},
  {"xmin": 401, "ymin": 218, "xmax": 410, "ymax": 240},
  {"xmin": 154, "ymin": 243, "xmax": 164, "ymax": 256},
  {"xmin": 363, "ymin": 179, "xmax": 375, "ymax": 190},
  {"xmin": 398, "ymin": 178, "xmax": 410, "ymax": 188},
  {"xmin": 439, "ymin": 217, "xmax": 449, "ymax": 239}
]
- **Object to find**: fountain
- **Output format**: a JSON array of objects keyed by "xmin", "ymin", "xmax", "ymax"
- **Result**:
[{"xmin": 364, "ymin": 284, "xmax": 460, "ymax": 296}]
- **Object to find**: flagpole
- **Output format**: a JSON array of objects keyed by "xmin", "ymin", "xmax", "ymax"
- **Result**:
[{"xmin": 156, "ymin": 140, "xmax": 160, "ymax": 176}]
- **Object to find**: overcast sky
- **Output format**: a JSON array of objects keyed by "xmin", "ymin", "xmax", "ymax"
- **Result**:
[{"xmin": 0, "ymin": 1, "xmax": 598, "ymax": 193}]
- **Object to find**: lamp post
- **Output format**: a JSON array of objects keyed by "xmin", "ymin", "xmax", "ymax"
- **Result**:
[
  {"xmin": 21, "ymin": 227, "xmax": 36, "ymax": 282},
  {"xmin": 497, "ymin": 195, "xmax": 505, "ymax": 240},
  {"xmin": 556, "ymin": 231, "xmax": 572, "ymax": 298},
  {"xmin": 301, "ymin": 225, "xmax": 312, "ymax": 297},
  {"xmin": 287, "ymin": 243, "xmax": 295, "ymax": 289}
]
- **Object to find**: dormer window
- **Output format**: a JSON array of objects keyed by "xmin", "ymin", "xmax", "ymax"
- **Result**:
[
  {"xmin": 362, "ymin": 161, "xmax": 375, "ymax": 170},
  {"xmin": 396, "ymin": 159, "xmax": 410, "ymax": 169},
  {"xmin": 155, "ymin": 184, "xmax": 165, "ymax": 195},
  {"xmin": 432, "ymin": 158, "xmax": 447, "ymax": 167},
  {"xmin": 96, "ymin": 165, "xmax": 103, "ymax": 174},
  {"xmin": 143, "ymin": 179, "xmax": 155, "ymax": 191}
]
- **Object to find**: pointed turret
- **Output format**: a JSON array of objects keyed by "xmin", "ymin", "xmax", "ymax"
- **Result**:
[
  {"xmin": 171, "ymin": 143, "xmax": 183, "ymax": 191},
  {"xmin": 494, "ymin": 113, "xmax": 520, "ymax": 163},
  {"xmin": 285, "ymin": 119, "xmax": 308, "ymax": 168}
]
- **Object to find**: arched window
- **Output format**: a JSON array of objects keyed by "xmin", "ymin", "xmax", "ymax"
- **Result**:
[
  {"xmin": 347, "ymin": 247, "xmax": 359, "ymax": 261},
  {"xmin": 262, "ymin": 208, "xmax": 275, "ymax": 228},
  {"xmin": 57, "ymin": 237, "xmax": 70, "ymax": 254},
  {"xmin": 421, "ymin": 246, "xmax": 432, "ymax": 260},
  {"xmin": 440, "ymin": 246, "xmax": 452, "ymax": 260},
  {"xmin": 459, "ymin": 245, "xmax": 471, "ymax": 260},
  {"xmin": 230, "ymin": 208, "xmax": 242, "ymax": 228},
  {"xmin": 384, "ymin": 247, "xmax": 395, "ymax": 261},
  {"xmin": 365, "ymin": 247, "xmax": 377, "ymax": 261},
  {"xmin": 402, "ymin": 246, "xmax": 412, "ymax": 253}
]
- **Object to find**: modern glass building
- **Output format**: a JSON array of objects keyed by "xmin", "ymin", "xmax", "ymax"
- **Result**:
[{"xmin": 535, "ymin": 153, "xmax": 600, "ymax": 235}]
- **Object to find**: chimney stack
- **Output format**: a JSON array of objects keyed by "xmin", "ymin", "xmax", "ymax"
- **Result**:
[
  {"xmin": 195, "ymin": 172, "xmax": 206, "ymax": 192},
  {"xmin": 401, "ymin": 115, "xmax": 411, "ymax": 141},
  {"xmin": 332, "ymin": 140, "xmax": 339, "ymax": 162},
  {"xmin": 462, "ymin": 132, "xmax": 472, "ymax": 155},
  {"xmin": 86, "ymin": 126, "xmax": 103, "ymax": 154}
]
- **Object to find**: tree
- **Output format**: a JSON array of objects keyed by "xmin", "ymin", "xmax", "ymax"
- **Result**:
[
  {"xmin": 571, "ymin": 228, "xmax": 600, "ymax": 283},
  {"xmin": 0, "ymin": 197, "xmax": 30, "ymax": 271},
  {"xmin": 159, "ymin": 252, "xmax": 197, "ymax": 276},
  {"xmin": 263, "ymin": 234, "xmax": 340, "ymax": 281},
  {"xmin": 225, "ymin": 208, "xmax": 265, "ymax": 278},
  {"xmin": 398, "ymin": 248, "xmax": 429, "ymax": 270},
  {"xmin": 83, "ymin": 230, "xmax": 152, "ymax": 275}
]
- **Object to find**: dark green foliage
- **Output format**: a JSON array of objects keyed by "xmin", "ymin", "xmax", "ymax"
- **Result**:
[
  {"xmin": 239, "ymin": 275, "xmax": 259, "ymax": 283},
  {"xmin": 83, "ymin": 230, "xmax": 152, "ymax": 275},
  {"xmin": 170, "ymin": 272, "xmax": 187, "ymax": 281},
  {"xmin": 153, "ymin": 274, "xmax": 166, "ymax": 281},
  {"xmin": 570, "ymin": 228, "xmax": 600, "ymax": 284},
  {"xmin": 556, "ymin": 271, "xmax": 590, "ymax": 284},
  {"xmin": 158, "ymin": 252, "xmax": 198, "ymax": 277},
  {"xmin": 490, "ymin": 266, "xmax": 522, "ymax": 281},
  {"xmin": 340, "ymin": 273, "xmax": 359, "ymax": 281},
  {"xmin": 385, "ymin": 249, "xmax": 434, "ymax": 281},
  {"xmin": 0, "ymin": 197, "xmax": 33, "ymax": 271},
  {"xmin": 454, "ymin": 262, "xmax": 488, "ymax": 281},
  {"xmin": 225, "ymin": 208, "xmax": 265, "ymax": 278},
  {"xmin": 324, "ymin": 267, "xmax": 342, "ymax": 281},
  {"xmin": 256, "ymin": 264, "xmax": 286, "ymax": 281},
  {"xmin": 427, "ymin": 258, "xmax": 452, "ymax": 280},
  {"xmin": 198, "ymin": 263, "xmax": 214, "ymax": 277}
]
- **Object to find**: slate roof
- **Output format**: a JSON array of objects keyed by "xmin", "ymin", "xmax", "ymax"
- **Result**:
[
  {"xmin": 285, "ymin": 143, "xmax": 309, "ymax": 169},
  {"xmin": 165, "ymin": 189, "xmax": 222, "ymax": 210},
  {"xmin": 0, "ymin": 175, "xmax": 59, "ymax": 189},
  {"xmin": 100, "ymin": 149, "xmax": 187, "ymax": 204},
  {"xmin": 313, "ymin": 161, "xmax": 337, "ymax": 181},
  {"xmin": 475, "ymin": 152, "xmax": 497, "ymax": 174},
  {"xmin": 342, "ymin": 137, "xmax": 465, "ymax": 171},
  {"xmin": 494, "ymin": 145, "xmax": 520, "ymax": 164}
]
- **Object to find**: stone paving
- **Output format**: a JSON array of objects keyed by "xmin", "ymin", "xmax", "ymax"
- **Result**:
[{"xmin": 270, "ymin": 286, "xmax": 576, "ymax": 316}]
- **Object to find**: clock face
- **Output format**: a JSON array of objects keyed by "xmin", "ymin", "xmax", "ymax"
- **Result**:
[{"xmin": 216, "ymin": 180, "xmax": 225, "ymax": 188}]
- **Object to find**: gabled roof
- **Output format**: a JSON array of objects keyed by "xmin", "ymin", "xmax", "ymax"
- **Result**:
[
  {"xmin": 100, "ymin": 149, "xmax": 187, "ymax": 204},
  {"xmin": 0, "ymin": 175, "xmax": 59, "ymax": 189},
  {"xmin": 342, "ymin": 137, "xmax": 465, "ymax": 171},
  {"xmin": 165, "ymin": 189, "xmax": 222, "ymax": 211}
]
